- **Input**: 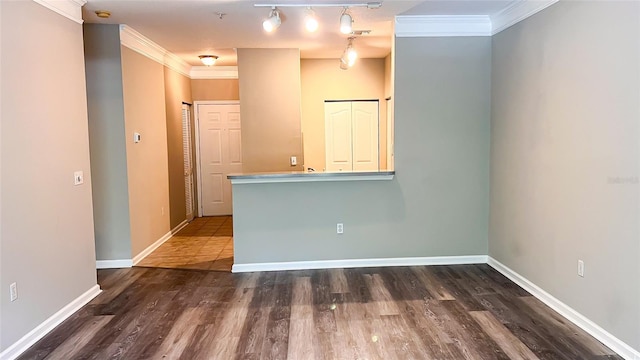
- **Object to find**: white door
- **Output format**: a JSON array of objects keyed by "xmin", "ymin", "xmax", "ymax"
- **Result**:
[
  {"xmin": 352, "ymin": 101, "xmax": 379, "ymax": 171},
  {"xmin": 325, "ymin": 102, "xmax": 353, "ymax": 172},
  {"xmin": 325, "ymin": 101, "xmax": 379, "ymax": 172},
  {"xmin": 182, "ymin": 104, "xmax": 195, "ymax": 221},
  {"xmin": 196, "ymin": 103, "xmax": 242, "ymax": 216}
]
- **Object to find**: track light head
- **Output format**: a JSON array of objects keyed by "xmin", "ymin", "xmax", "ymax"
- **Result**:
[
  {"xmin": 304, "ymin": 7, "xmax": 319, "ymax": 32},
  {"xmin": 340, "ymin": 37, "xmax": 357, "ymax": 69},
  {"xmin": 263, "ymin": 7, "xmax": 281, "ymax": 32},
  {"xmin": 340, "ymin": 8, "xmax": 353, "ymax": 34}
]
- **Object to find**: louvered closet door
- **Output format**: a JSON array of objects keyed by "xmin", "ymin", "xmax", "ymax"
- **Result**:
[{"xmin": 182, "ymin": 105, "xmax": 195, "ymax": 221}]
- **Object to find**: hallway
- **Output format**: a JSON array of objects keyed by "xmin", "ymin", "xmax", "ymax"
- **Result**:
[{"xmin": 136, "ymin": 216, "xmax": 233, "ymax": 271}]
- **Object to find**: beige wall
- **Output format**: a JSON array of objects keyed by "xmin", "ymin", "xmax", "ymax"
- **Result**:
[
  {"xmin": 301, "ymin": 58, "xmax": 387, "ymax": 172},
  {"xmin": 490, "ymin": 1, "xmax": 640, "ymax": 350},
  {"xmin": 238, "ymin": 49, "xmax": 303, "ymax": 172},
  {"xmin": 191, "ymin": 79, "xmax": 239, "ymax": 101},
  {"xmin": 121, "ymin": 47, "xmax": 171, "ymax": 257},
  {"xmin": 1, "ymin": 1, "xmax": 98, "ymax": 350},
  {"xmin": 164, "ymin": 67, "xmax": 192, "ymax": 229}
]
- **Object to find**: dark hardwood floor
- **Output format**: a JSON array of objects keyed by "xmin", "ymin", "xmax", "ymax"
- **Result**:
[{"xmin": 19, "ymin": 264, "xmax": 620, "ymax": 360}]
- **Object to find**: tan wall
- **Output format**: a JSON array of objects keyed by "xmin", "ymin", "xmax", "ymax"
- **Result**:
[
  {"xmin": 191, "ymin": 79, "xmax": 239, "ymax": 101},
  {"xmin": 300, "ymin": 58, "xmax": 387, "ymax": 172},
  {"xmin": 1, "ymin": 1, "xmax": 97, "ymax": 350},
  {"xmin": 121, "ymin": 46, "xmax": 171, "ymax": 257},
  {"xmin": 164, "ymin": 67, "xmax": 192, "ymax": 229},
  {"xmin": 238, "ymin": 49, "xmax": 303, "ymax": 172}
]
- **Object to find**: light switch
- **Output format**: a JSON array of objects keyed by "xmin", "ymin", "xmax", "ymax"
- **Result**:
[
  {"xmin": 74, "ymin": 171, "xmax": 84, "ymax": 185},
  {"xmin": 290, "ymin": 156, "xmax": 297, "ymax": 166},
  {"xmin": 133, "ymin": 132, "xmax": 141, "ymax": 143}
]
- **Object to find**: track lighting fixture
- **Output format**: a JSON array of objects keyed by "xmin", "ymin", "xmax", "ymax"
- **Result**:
[
  {"xmin": 304, "ymin": 7, "xmax": 319, "ymax": 32},
  {"xmin": 263, "ymin": 7, "xmax": 281, "ymax": 32},
  {"xmin": 198, "ymin": 55, "xmax": 218, "ymax": 66},
  {"xmin": 340, "ymin": 37, "xmax": 357, "ymax": 69},
  {"xmin": 340, "ymin": 8, "xmax": 353, "ymax": 34}
]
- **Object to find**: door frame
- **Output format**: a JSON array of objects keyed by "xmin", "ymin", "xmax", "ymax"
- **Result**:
[{"xmin": 193, "ymin": 100, "xmax": 241, "ymax": 217}]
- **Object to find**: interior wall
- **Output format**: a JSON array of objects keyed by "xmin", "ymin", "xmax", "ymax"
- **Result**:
[
  {"xmin": 0, "ymin": 1, "xmax": 98, "ymax": 350},
  {"xmin": 237, "ymin": 48, "xmax": 303, "ymax": 172},
  {"xmin": 83, "ymin": 24, "xmax": 132, "ymax": 261},
  {"xmin": 300, "ymin": 58, "xmax": 387, "ymax": 172},
  {"xmin": 191, "ymin": 79, "xmax": 239, "ymax": 101},
  {"xmin": 164, "ymin": 67, "xmax": 192, "ymax": 229},
  {"xmin": 121, "ymin": 47, "xmax": 171, "ymax": 257},
  {"xmin": 490, "ymin": 1, "xmax": 640, "ymax": 350},
  {"xmin": 233, "ymin": 37, "xmax": 491, "ymax": 265}
]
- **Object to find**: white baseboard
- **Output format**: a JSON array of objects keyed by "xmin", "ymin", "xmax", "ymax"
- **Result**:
[
  {"xmin": 232, "ymin": 255, "xmax": 488, "ymax": 273},
  {"xmin": 487, "ymin": 257, "xmax": 640, "ymax": 360},
  {"xmin": 96, "ymin": 219, "xmax": 190, "ymax": 269},
  {"xmin": 96, "ymin": 259, "xmax": 133, "ymax": 269},
  {"xmin": 0, "ymin": 285, "xmax": 102, "ymax": 360},
  {"xmin": 132, "ymin": 219, "xmax": 189, "ymax": 265}
]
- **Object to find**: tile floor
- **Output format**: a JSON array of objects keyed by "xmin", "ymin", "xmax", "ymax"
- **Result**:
[{"xmin": 136, "ymin": 216, "xmax": 233, "ymax": 272}]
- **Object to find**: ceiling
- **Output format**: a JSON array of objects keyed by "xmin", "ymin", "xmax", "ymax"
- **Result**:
[{"xmin": 82, "ymin": 1, "xmax": 517, "ymax": 66}]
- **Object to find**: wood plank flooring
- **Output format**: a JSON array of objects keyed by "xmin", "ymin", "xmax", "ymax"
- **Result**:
[
  {"xmin": 137, "ymin": 216, "xmax": 234, "ymax": 272},
  {"xmin": 19, "ymin": 265, "xmax": 621, "ymax": 360}
]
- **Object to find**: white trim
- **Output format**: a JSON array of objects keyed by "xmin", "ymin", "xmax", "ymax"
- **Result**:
[
  {"xmin": 193, "ymin": 101, "xmax": 241, "ymax": 217},
  {"xmin": 232, "ymin": 255, "xmax": 488, "ymax": 273},
  {"xmin": 190, "ymin": 66, "xmax": 239, "ymax": 80},
  {"xmin": 96, "ymin": 259, "xmax": 133, "ymax": 269},
  {"xmin": 0, "ymin": 285, "xmax": 101, "ymax": 360},
  {"xmin": 132, "ymin": 220, "xmax": 189, "ymax": 265},
  {"xmin": 119, "ymin": 25, "xmax": 192, "ymax": 78},
  {"xmin": 490, "ymin": 0, "xmax": 559, "ymax": 35},
  {"xmin": 33, "ymin": 0, "xmax": 86, "ymax": 24},
  {"xmin": 395, "ymin": 15, "xmax": 492, "ymax": 37},
  {"xmin": 229, "ymin": 173, "xmax": 394, "ymax": 184},
  {"xmin": 394, "ymin": 1, "xmax": 559, "ymax": 37},
  {"xmin": 487, "ymin": 257, "xmax": 640, "ymax": 360}
]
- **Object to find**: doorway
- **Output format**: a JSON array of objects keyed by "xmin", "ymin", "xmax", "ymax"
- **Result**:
[
  {"xmin": 325, "ymin": 100, "xmax": 379, "ymax": 172},
  {"xmin": 195, "ymin": 101, "xmax": 242, "ymax": 216}
]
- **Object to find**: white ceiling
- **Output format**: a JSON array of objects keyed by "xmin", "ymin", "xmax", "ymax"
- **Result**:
[{"xmin": 82, "ymin": 0, "xmax": 518, "ymax": 66}]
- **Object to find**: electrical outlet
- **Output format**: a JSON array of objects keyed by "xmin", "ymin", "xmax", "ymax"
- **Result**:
[
  {"xmin": 74, "ymin": 171, "xmax": 84, "ymax": 185},
  {"xmin": 577, "ymin": 260, "xmax": 584, "ymax": 277},
  {"xmin": 336, "ymin": 223, "xmax": 344, "ymax": 234},
  {"xmin": 10, "ymin": 282, "xmax": 17, "ymax": 302}
]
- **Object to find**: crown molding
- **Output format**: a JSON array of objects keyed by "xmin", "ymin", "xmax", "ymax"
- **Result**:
[
  {"xmin": 394, "ymin": 1, "xmax": 559, "ymax": 37},
  {"xmin": 490, "ymin": 0, "xmax": 559, "ymax": 35},
  {"xmin": 190, "ymin": 66, "xmax": 239, "ymax": 80},
  {"xmin": 33, "ymin": 0, "xmax": 86, "ymax": 24},
  {"xmin": 395, "ymin": 15, "xmax": 492, "ymax": 37},
  {"xmin": 119, "ymin": 25, "xmax": 192, "ymax": 78}
]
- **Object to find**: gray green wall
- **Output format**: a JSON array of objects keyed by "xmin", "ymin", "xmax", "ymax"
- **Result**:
[
  {"xmin": 84, "ymin": 24, "xmax": 132, "ymax": 260},
  {"xmin": 233, "ymin": 37, "xmax": 491, "ymax": 264},
  {"xmin": 1, "ymin": 1, "xmax": 98, "ymax": 350},
  {"xmin": 489, "ymin": 1, "xmax": 640, "ymax": 350}
]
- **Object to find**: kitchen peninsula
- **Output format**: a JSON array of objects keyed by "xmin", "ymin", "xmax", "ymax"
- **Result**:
[{"xmin": 228, "ymin": 170, "xmax": 396, "ymax": 272}]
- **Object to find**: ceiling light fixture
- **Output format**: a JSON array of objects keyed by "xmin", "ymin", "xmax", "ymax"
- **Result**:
[
  {"xmin": 199, "ymin": 55, "xmax": 218, "ymax": 66},
  {"xmin": 340, "ymin": 8, "xmax": 353, "ymax": 34},
  {"xmin": 263, "ymin": 7, "xmax": 282, "ymax": 32},
  {"xmin": 95, "ymin": 10, "xmax": 111, "ymax": 18},
  {"xmin": 304, "ymin": 7, "xmax": 319, "ymax": 32}
]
